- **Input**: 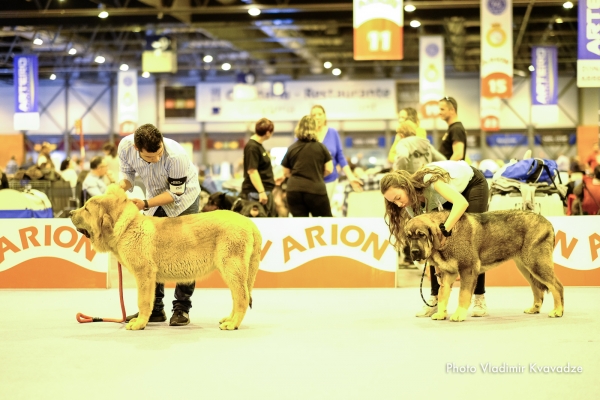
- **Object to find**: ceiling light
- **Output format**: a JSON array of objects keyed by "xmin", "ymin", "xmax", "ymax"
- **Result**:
[
  {"xmin": 222, "ymin": 63, "xmax": 231, "ymax": 71},
  {"xmin": 203, "ymin": 55, "xmax": 213, "ymax": 63},
  {"xmin": 248, "ymin": 8, "xmax": 261, "ymax": 16},
  {"xmin": 33, "ymin": 38, "xmax": 43, "ymax": 45},
  {"xmin": 50, "ymin": 74, "xmax": 56, "ymax": 80},
  {"xmin": 94, "ymin": 55, "xmax": 105, "ymax": 63},
  {"xmin": 68, "ymin": 48, "xmax": 77, "ymax": 55},
  {"xmin": 332, "ymin": 68, "xmax": 341, "ymax": 76},
  {"xmin": 120, "ymin": 64, "xmax": 129, "ymax": 71},
  {"xmin": 562, "ymin": 1, "xmax": 573, "ymax": 9},
  {"xmin": 410, "ymin": 20, "xmax": 421, "ymax": 28},
  {"xmin": 323, "ymin": 61, "xmax": 332, "ymax": 69},
  {"xmin": 528, "ymin": 65, "xmax": 535, "ymax": 72},
  {"xmin": 555, "ymin": 17, "xmax": 563, "ymax": 24},
  {"xmin": 142, "ymin": 71, "xmax": 150, "ymax": 78},
  {"xmin": 98, "ymin": 11, "xmax": 109, "ymax": 19},
  {"xmin": 404, "ymin": 4, "xmax": 416, "ymax": 12}
]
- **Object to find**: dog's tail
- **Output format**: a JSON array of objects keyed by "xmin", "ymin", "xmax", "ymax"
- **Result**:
[{"xmin": 247, "ymin": 227, "xmax": 262, "ymax": 309}]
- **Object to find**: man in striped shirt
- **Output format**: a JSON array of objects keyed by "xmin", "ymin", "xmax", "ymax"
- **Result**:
[{"xmin": 117, "ymin": 124, "xmax": 200, "ymax": 326}]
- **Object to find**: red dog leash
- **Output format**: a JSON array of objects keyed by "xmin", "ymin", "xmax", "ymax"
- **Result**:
[{"xmin": 76, "ymin": 262, "xmax": 127, "ymax": 324}]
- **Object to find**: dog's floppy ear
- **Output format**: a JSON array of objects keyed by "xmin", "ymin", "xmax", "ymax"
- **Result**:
[
  {"xmin": 99, "ymin": 213, "xmax": 114, "ymax": 238},
  {"xmin": 427, "ymin": 220, "xmax": 443, "ymax": 250}
]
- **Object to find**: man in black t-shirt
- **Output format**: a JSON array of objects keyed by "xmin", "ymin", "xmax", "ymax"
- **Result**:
[
  {"xmin": 438, "ymin": 96, "xmax": 467, "ymax": 161},
  {"xmin": 241, "ymin": 118, "xmax": 276, "ymax": 216}
]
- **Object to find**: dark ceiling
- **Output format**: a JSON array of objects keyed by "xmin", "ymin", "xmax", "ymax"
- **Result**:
[{"xmin": 0, "ymin": 0, "xmax": 579, "ymax": 81}]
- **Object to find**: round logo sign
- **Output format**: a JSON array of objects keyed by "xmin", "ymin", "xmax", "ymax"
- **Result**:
[
  {"xmin": 425, "ymin": 43, "xmax": 439, "ymax": 57},
  {"xmin": 487, "ymin": 0, "xmax": 506, "ymax": 15},
  {"xmin": 123, "ymin": 76, "xmax": 133, "ymax": 86}
]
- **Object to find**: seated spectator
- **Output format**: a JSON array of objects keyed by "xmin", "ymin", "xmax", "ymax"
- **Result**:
[
  {"xmin": 1, "ymin": 168, "xmax": 8, "ymax": 189},
  {"xmin": 573, "ymin": 165, "xmax": 600, "ymax": 215},
  {"xmin": 82, "ymin": 156, "xmax": 113, "ymax": 199},
  {"xmin": 5, "ymin": 156, "xmax": 18, "ymax": 176},
  {"xmin": 60, "ymin": 157, "xmax": 79, "ymax": 196}
]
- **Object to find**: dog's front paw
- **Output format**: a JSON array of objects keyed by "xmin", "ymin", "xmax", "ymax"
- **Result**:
[
  {"xmin": 524, "ymin": 306, "xmax": 541, "ymax": 314},
  {"xmin": 431, "ymin": 311, "xmax": 447, "ymax": 320},
  {"xmin": 219, "ymin": 315, "xmax": 233, "ymax": 324},
  {"xmin": 126, "ymin": 318, "xmax": 147, "ymax": 330},
  {"xmin": 450, "ymin": 309, "xmax": 467, "ymax": 322},
  {"xmin": 548, "ymin": 309, "xmax": 563, "ymax": 318},
  {"xmin": 219, "ymin": 321, "xmax": 239, "ymax": 330}
]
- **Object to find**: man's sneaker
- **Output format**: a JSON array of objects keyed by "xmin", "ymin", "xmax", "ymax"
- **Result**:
[
  {"xmin": 125, "ymin": 310, "xmax": 166, "ymax": 323},
  {"xmin": 471, "ymin": 294, "xmax": 488, "ymax": 317},
  {"xmin": 415, "ymin": 296, "xmax": 438, "ymax": 317},
  {"xmin": 169, "ymin": 310, "xmax": 190, "ymax": 326}
]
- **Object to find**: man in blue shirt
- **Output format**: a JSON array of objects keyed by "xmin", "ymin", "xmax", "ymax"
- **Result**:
[
  {"xmin": 118, "ymin": 124, "xmax": 201, "ymax": 326},
  {"xmin": 82, "ymin": 156, "xmax": 111, "ymax": 198}
]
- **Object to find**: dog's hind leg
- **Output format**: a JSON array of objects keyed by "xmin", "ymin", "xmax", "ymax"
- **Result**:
[
  {"xmin": 127, "ymin": 272, "xmax": 156, "ymax": 331},
  {"xmin": 514, "ymin": 259, "xmax": 544, "ymax": 314},
  {"xmin": 431, "ymin": 269, "xmax": 457, "ymax": 321},
  {"xmin": 516, "ymin": 256, "xmax": 564, "ymax": 318},
  {"xmin": 246, "ymin": 230, "xmax": 262, "ymax": 309},
  {"xmin": 218, "ymin": 258, "xmax": 250, "ymax": 330},
  {"xmin": 450, "ymin": 267, "xmax": 478, "ymax": 322}
]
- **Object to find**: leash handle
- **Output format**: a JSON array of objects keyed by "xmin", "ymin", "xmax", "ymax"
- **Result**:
[{"xmin": 76, "ymin": 262, "xmax": 126, "ymax": 324}]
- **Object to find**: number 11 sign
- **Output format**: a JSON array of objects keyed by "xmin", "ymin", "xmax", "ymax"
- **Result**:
[{"xmin": 354, "ymin": 0, "xmax": 404, "ymax": 60}]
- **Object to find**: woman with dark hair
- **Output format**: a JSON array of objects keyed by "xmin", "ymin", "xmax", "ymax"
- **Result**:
[
  {"xmin": 60, "ymin": 157, "xmax": 78, "ymax": 194},
  {"xmin": 282, "ymin": 116, "xmax": 333, "ymax": 217},
  {"xmin": 380, "ymin": 160, "xmax": 489, "ymax": 318},
  {"xmin": 241, "ymin": 117, "xmax": 276, "ymax": 216}
]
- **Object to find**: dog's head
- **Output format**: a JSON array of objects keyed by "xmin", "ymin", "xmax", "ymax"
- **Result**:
[
  {"xmin": 231, "ymin": 199, "xmax": 267, "ymax": 218},
  {"xmin": 69, "ymin": 184, "xmax": 135, "ymax": 253},
  {"xmin": 202, "ymin": 191, "xmax": 238, "ymax": 212},
  {"xmin": 404, "ymin": 215, "xmax": 444, "ymax": 263}
]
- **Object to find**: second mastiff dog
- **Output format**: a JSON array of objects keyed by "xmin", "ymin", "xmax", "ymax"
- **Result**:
[{"xmin": 405, "ymin": 210, "xmax": 564, "ymax": 322}]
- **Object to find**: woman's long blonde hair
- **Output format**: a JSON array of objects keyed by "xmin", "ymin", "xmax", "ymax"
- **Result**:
[{"xmin": 379, "ymin": 166, "xmax": 450, "ymax": 249}]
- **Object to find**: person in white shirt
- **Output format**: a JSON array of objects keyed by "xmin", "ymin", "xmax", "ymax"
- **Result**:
[{"xmin": 117, "ymin": 124, "xmax": 200, "ymax": 327}]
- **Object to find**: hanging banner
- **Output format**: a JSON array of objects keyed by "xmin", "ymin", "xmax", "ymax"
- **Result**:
[
  {"xmin": 531, "ymin": 46, "xmax": 558, "ymax": 124},
  {"xmin": 577, "ymin": 0, "xmax": 600, "ymax": 87},
  {"xmin": 419, "ymin": 36, "xmax": 445, "ymax": 119},
  {"xmin": 13, "ymin": 55, "xmax": 40, "ymax": 131},
  {"xmin": 117, "ymin": 70, "xmax": 139, "ymax": 136},
  {"xmin": 196, "ymin": 80, "xmax": 397, "ymax": 122},
  {"xmin": 480, "ymin": 0, "xmax": 513, "ymax": 98},
  {"xmin": 480, "ymin": 96, "xmax": 501, "ymax": 132},
  {"xmin": 353, "ymin": 0, "xmax": 403, "ymax": 60}
]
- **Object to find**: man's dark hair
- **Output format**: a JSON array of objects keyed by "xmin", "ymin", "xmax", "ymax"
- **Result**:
[
  {"xmin": 134, "ymin": 124, "xmax": 164, "ymax": 152},
  {"xmin": 594, "ymin": 165, "xmax": 600, "ymax": 180},
  {"xmin": 90, "ymin": 156, "xmax": 104, "ymax": 170},
  {"xmin": 255, "ymin": 118, "xmax": 274, "ymax": 137},
  {"xmin": 440, "ymin": 96, "xmax": 458, "ymax": 113}
]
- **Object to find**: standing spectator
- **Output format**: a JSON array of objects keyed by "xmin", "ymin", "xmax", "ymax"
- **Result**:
[
  {"xmin": 398, "ymin": 107, "xmax": 427, "ymax": 138},
  {"xmin": 118, "ymin": 123, "xmax": 201, "ymax": 327},
  {"xmin": 438, "ymin": 97, "xmax": 467, "ymax": 161},
  {"xmin": 310, "ymin": 105, "xmax": 363, "ymax": 203},
  {"xmin": 282, "ymin": 116, "xmax": 333, "ymax": 217},
  {"xmin": 102, "ymin": 143, "xmax": 121, "ymax": 184},
  {"xmin": 241, "ymin": 118, "xmax": 276, "ymax": 217},
  {"xmin": 5, "ymin": 156, "xmax": 18, "ymax": 176},
  {"xmin": 393, "ymin": 120, "xmax": 446, "ymax": 173},
  {"xmin": 82, "ymin": 156, "xmax": 112, "ymax": 198},
  {"xmin": 36, "ymin": 142, "xmax": 56, "ymax": 169}
]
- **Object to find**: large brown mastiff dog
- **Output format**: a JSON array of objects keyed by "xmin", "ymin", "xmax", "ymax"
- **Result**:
[
  {"xmin": 70, "ymin": 185, "xmax": 262, "ymax": 331},
  {"xmin": 405, "ymin": 210, "xmax": 564, "ymax": 322}
]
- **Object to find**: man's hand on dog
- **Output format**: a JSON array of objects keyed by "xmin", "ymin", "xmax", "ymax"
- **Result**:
[
  {"xmin": 258, "ymin": 192, "xmax": 268, "ymax": 205},
  {"xmin": 131, "ymin": 198, "xmax": 145, "ymax": 210}
]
